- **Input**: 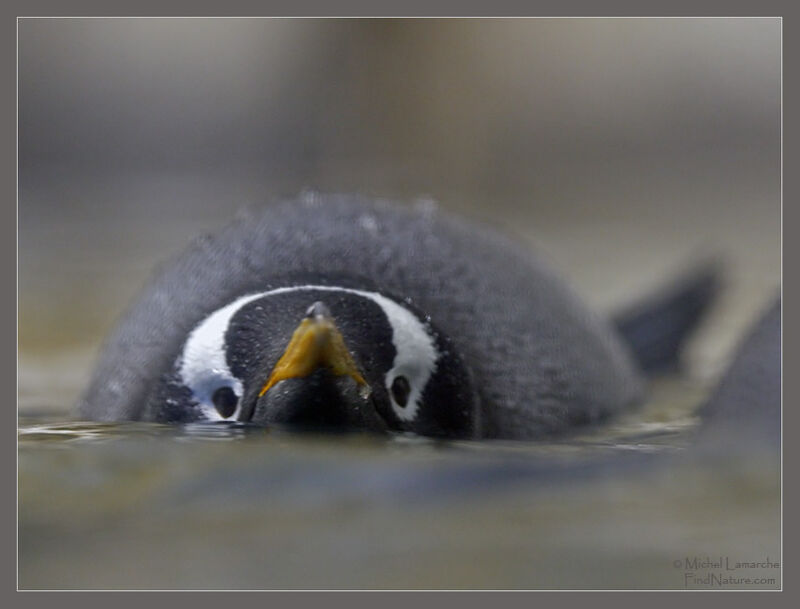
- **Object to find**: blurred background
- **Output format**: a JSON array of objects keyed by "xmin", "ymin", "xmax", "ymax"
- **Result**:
[{"xmin": 18, "ymin": 19, "xmax": 780, "ymax": 415}]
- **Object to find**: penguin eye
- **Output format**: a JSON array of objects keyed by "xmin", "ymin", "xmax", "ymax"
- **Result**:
[
  {"xmin": 211, "ymin": 386, "xmax": 238, "ymax": 419},
  {"xmin": 390, "ymin": 376, "xmax": 411, "ymax": 408}
]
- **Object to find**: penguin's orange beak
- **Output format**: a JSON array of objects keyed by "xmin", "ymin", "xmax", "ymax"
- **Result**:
[{"xmin": 259, "ymin": 303, "xmax": 369, "ymax": 398}]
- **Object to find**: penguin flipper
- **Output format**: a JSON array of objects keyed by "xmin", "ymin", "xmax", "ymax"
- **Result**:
[{"xmin": 612, "ymin": 261, "xmax": 722, "ymax": 375}]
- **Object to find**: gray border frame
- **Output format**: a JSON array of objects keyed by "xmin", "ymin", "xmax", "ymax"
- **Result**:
[{"xmin": 7, "ymin": 2, "xmax": 789, "ymax": 606}]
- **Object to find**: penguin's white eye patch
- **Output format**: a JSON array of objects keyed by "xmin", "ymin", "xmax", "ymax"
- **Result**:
[
  {"xmin": 179, "ymin": 284, "xmax": 440, "ymax": 423},
  {"xmin": 380, "ymin": 308, "xmax": 439, "ymax": 422}
]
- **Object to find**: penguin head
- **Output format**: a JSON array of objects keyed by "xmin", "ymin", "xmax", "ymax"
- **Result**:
[{"xmin": 144, "ymin": 285, "xmax": 479, "ymax": 438}]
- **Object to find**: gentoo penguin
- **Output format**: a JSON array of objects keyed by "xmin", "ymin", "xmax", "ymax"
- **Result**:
[{"xmin": 78, "ymin": 194, "xmax": 715, "ymax": 440}]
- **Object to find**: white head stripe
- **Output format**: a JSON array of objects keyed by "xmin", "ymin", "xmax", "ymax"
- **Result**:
[{"xmin": 179, "ymin": 285, "xmax": 439, "ymax": 421}]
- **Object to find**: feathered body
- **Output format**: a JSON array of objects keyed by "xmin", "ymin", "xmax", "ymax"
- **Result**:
[{"xmin": 79, "ymin": 194, "xmax": 643, "ymax": 439}]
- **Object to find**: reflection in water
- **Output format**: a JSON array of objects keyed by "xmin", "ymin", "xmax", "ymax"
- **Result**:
[
  {"xmin": 17, "ymin": 375, "xmax": 781, "ymax": 590},
  {"xmin": 17, "ymin": 420, "xmax": 253, "ymax": 444}
]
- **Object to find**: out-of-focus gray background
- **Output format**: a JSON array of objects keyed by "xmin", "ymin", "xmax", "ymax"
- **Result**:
[{"xmin": 18, "ymin": 18, "xmax": 780, "ymax": 412}]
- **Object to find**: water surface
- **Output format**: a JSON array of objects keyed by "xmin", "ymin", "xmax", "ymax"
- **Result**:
[{"xmin": 18, "ymin": 376, "xmax": 780, "ymax": 590}]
